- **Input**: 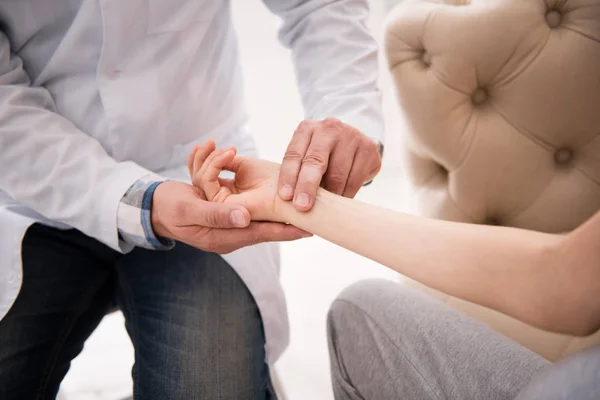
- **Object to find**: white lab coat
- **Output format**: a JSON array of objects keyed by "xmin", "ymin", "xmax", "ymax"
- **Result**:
[{"xmin": 0, "ymin": 0, "xmax": 383, "ymax": 364}]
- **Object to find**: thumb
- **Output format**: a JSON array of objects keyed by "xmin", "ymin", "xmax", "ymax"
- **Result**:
[{"xmin": 188, "ymin": 200, "xmax": 251, "ymax": 229}]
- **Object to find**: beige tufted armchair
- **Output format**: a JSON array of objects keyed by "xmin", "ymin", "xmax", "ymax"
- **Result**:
[{"xmin": 384, "ymin": 0, "xmax": 600, "ymax": 361}]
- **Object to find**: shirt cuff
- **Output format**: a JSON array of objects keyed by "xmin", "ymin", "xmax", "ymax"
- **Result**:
[{"xmin": 117, "ymin": 174, "xmax": 175, "ymax": 250}]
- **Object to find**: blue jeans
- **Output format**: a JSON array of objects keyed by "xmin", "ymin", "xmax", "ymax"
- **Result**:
[{"xmin": 0, "ymin": 224, "xmax": 275, "ymax": 400}]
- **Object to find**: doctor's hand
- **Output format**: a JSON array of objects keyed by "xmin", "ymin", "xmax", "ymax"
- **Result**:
[
  {"xmin": 188, "ymin": 141, "xmax": 291, "ymax": 224},
  {"xmin": 150, "ymin": 179, "xmax": 309, "ymax": 255},
  {"xmin": 278, "ymin": 118, "xmax": 382, "ymax": 212}
]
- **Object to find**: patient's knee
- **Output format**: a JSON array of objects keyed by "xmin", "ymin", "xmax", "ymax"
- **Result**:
[
  {"xmin": 333, "ymin": 278, "xmax": 425, "ymax": 315},
  {"xmin": 328, "ymin": 278, "xmax": 445, "ymax": 340}
]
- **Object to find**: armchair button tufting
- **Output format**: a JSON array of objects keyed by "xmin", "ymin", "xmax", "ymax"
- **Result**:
[
  {"xmin": 554, "ymin": 147, "xmax": 573, "ymax": 165},
  {"xmin": 545, "ymin": 10, "xmax": 562, "ymax": 28},
  {"xmin": 471, "ymin": 88, "xmax": 488, "ymax": 105}
]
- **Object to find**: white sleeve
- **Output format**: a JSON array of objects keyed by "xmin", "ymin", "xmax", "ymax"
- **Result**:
[
  {"xmin": 0, "ymin": 31, "xmax": 150, "ymax": 251},
  {"xmin": 263, "ymin": 0, "xmax": 385, "ymax": 142}
]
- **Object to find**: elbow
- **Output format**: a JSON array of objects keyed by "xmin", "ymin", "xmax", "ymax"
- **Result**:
[
  {"xmin": 568, "ymin": 315, "xmax": 600, "ymax": 337},
  {"xmin": 561, "ymin": 318, "xmax": 600, "ymax": 338},
  {"xmin": 537, "ymin": 292, "xmax": 600, "ymax": 337},
  {"xmin": 530, "ymin": 238, "xmax": 600, "ymax": 337},
  {"xmin": 531, "ymin": 309, "xmax": 600, "ymax": 337}
]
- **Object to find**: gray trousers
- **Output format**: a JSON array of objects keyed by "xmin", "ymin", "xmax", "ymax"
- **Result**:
[{"xmin": 327, "ymin": 279, "xmax": 600, "ymax": 400}]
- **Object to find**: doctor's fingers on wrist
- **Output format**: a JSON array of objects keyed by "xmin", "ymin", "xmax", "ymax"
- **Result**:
[
  {"xmin": 183, "ymin": 199, "xmax": 251, "ymax": 229},
  {"xmin": 205, "ymin": 222, "xmax": 312, "ymax": 254},
  {"xmin": 292, "ymin": 132, "xmax": 338, "ymax": 212},
  {"xmin": 279, "ymin": 120, "xmax": 315, "ymax": 200}
]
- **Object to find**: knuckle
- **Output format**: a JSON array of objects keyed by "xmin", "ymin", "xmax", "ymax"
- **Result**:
[
  {"xmin": 348, "ymin": 137, "xmax": 362, "ymax": 151},
  {"xmin": 297, "ymin": 120, "xmax": 312, "ymax": 131},
  {"xmin": 349, "ymin": 127, "xmax": 363, "ymax": 139},
  {"xmin": 283, "ymin": 149, "xmax": 304, "ymax": 162},
  {"xmin": 302, "ymin": 153, "xmax": 328, "ymax": 169},
  {"xmin": 326, "ymin": 171, "xmax": 347, "ymax": 187},
  {"xmin": 363, "ymin": 137, "xmax": 378, "ymax": 150},
  {"xmin": 322, "ymin": 117, "xmax": 341, "ymax": 130},
  {"xmin": 358, "ymin": 139, "xmax": 377, "ymax": 155},
  {"xmin": 205, "ymin": 209, "xmax": 224, "ymax": 227}
]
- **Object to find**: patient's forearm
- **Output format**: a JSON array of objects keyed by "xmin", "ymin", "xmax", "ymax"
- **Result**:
[{"xmin": 277, "ymin": 189, "xmax": 599, "ymax": 335}]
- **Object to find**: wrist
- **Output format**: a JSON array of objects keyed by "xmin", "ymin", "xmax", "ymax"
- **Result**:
[
  {"xmin": 150, "ymin": 183, "xmax": 171, "ymax": 239},
  {"xmin": 272, "ymin": 188, "xmax": 332, "ymax": 227},
  {"xmin": 118, "ymin": 175, "xmax": 175, "ymax": 250},
  {"xmin": 270, "ymin": 195, "xmax": 289, "ymax": 223},
  {"xmin": 150, "ymin": 209, "xmax": 168, "ymax": 238},
  {"xmin": 272, "ymin": 195, "xmax": 297, "ymax": 225}
]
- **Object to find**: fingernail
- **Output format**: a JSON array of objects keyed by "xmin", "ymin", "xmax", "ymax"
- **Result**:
[
  {"xmin": 295, "ymin": 193, "xmax": 310, "ymax": 207},
  {"xmin": 230, "ymin": 210, "xmax": 247, "ymax": 227},
  {"xmin": 280, "ymin": 184, "xmax": 294, "ymax": 198}
]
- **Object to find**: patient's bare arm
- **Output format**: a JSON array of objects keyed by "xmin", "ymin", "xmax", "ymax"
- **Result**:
[
  {"xmin": 190, "ymin": 144, "xmax": 600, "ymax": 336},
  {"xmin": 279, "ymin": 190, "xmax": 600, "ymax": 336}
]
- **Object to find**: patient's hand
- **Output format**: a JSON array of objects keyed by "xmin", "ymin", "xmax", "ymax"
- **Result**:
[{"xmin": 188, "ymin": 140, "xmax": 285, "ymax": 223}]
